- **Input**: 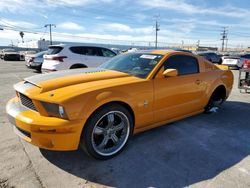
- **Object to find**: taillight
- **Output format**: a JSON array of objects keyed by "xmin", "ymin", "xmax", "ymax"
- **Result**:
[
  {"xmin": 45, "ymin": 56, "xmax": 67, "ymax": 62},
  {"xmin": 243, "ymin": 59, "xmax": 250, "ymax": 69},
  {"xmin": 53, "ymin": 56, "xmax": 67, "ymax": 62},
  {"xmin": 29, "ymin": 57, "xmax": 35, "ymax": 62}
]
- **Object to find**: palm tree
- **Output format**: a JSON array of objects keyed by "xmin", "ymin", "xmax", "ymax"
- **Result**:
[{"xmin": 19, "ymin": 31, "xmax": 24, "ymax": 43}]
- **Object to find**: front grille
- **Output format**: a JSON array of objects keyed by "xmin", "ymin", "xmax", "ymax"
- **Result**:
[
  {"xmin": 6, "ymin": 54, "xmax": 20, "ymax": 60},
  {"xmin": 19, "ymin": 93, "xmax": 37, "ymax": 111}
]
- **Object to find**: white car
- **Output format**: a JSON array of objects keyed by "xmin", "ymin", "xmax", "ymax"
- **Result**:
[
  {"xmin": 222, "ymin": 54, "xmax": 250, "ymax": 69},
  {"xmin": 42, "ymin": 44, "xmax": 117, "ymax": 72}
]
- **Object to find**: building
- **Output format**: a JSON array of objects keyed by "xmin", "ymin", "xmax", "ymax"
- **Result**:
[{"xmin": 17, "ymin": 39, "xmax": 50, "ymax": 51}]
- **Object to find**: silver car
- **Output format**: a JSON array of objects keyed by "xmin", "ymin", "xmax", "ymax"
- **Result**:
[{"xmin": 26, "ymin": 51, "xmax": 47, "ymax": 72}]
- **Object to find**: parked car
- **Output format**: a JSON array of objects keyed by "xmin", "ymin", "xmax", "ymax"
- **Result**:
[
  {"xmin": 6, "ymin": 50, "xmax": 233, "ymax": 159},
  {"xmin": 197, "ymin": 52, "xmax": 222, "ymax": 64},
  {"xmin": 175, "ymin": 49, "xmax": 193, "ymax": 53},
  {"xmin": 0, "ymin": 48, "xmax": 20, "ymax": 61},
  {"xmin": 0, "ymin": 48, "xmax": 15, "ymax": 59},
  {"xmin": 123, "ymin": 48, "xmax": 138, "ymax": 53},
  {"xmin": 242, "ymin": 59, "xmax": 250, "ymax": 69},
  {"xmin": 19, "ymin": 50, "xmax": 37, "ymax": 61},
  {"xmin": 111, "ymin": 48, "xmax": 121, "ymax": 54},
  {"xmin": 23, "ymin": 51, "xmax": 38, "ymax": 62},
  {"xmin": 26, "ymin": 51, "xmax": 47, "ymax": 72},
  {"xmin": 218, "ymin": 53, "xmax": 230, "ymax": 61},
  {"xmin": 42, "ymin": 44, "xmax": 117, "ymax": 72},
  {"xmin": 222, "ymin": 54, "xmax": 250, "ymax": 69}
]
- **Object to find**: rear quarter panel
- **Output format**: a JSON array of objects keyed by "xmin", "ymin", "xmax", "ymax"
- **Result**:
[{"xmin": 199, "ymin": 59, "xmax": 233, "ymax": 105}]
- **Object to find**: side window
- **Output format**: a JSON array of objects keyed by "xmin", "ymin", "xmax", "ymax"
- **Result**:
[
  {"xmin": 84, "ymin": 47, "xmax": 102, "ymax": 56},
  {"xmin": 208, "ymin": 53, "xmax": 213, "ymax": 59},
  {"xmin": 211, "ymin": 53, "xmax": 218, "ymax": 60},
  {"xmin": 69, "ymin": 47, "xmax": 83, "ymax": 55},
  {"xmin": 164, "ymin": 55, "xmax": 199, "ymax": 75},
  {"xmin": 101, "ymin": 48, "xmax": 116, "ymax": 57},
  {"xmin": 242, "ymin": 54, "xmax": 250, "ymax": 59}
]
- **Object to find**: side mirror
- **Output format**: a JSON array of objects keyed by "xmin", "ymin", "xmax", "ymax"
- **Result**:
[{"xmin": 163, "ymin": 69, "xmax": 178, "ymax": 77}]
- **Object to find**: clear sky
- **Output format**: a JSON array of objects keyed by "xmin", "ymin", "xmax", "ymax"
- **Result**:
[{"xmin": 0, "ymin": 0, "xmax": 250, "ymax": 48}]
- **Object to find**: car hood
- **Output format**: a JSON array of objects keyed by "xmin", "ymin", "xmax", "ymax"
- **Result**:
[
  {"xmin": 23, "ymin": 68, "xmax": 132, "ymax": 93},
  {"xmin": 5, "ymin": 52, "xmax": 19, "ymax": 55}
]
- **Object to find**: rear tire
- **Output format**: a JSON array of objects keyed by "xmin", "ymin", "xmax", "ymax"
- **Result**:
[
  {"xmin": 80, "ymin": 104, "xmax": 133, "ymax": 160},
  {"xmin": 3, "ymin": 56, "xmax": 8, "ymax": 61},
  {"xmin": 204, "ymin": 87, "xmax": 225, "ymax": 114}
]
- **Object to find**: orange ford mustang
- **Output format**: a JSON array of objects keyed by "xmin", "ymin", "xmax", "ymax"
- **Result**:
[{"xmin": 6, "ymin": 50, "xmax": 233, "ymax": 159}]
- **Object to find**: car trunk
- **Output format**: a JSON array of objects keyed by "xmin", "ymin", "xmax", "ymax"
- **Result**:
[{"xmin": 223, "ymin": 56, "xmax": 240, "ymax": 65}]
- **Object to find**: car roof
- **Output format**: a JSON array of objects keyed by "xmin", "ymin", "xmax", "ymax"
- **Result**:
[
  {"xmin": 49, "ymin": 44, "xmax": 112, "ymax": 49},
  {"xmin": 131, "ymin": 49, "xmax": 193, "ymax": 55},
  {"xmin": 197, "ymin": 51, "xmax": 218, "ymax": 54}
]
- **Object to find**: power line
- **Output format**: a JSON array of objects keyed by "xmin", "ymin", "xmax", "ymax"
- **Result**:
[{"xmin": 0, "ymin": 19, "xmax": 44, "ymax": 31}]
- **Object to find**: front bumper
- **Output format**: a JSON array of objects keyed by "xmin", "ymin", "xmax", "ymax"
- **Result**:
[
  {"xmin": 6, "ymin": 98, "xmax": 84, "ymax": 151},
  {"xmin": 41, "ymin": 68, "xmax": 57, "ymax": 73},
  {"xmin": 4, "ymin": 54, "xmax": 20, "ymax": 61},
  {"xmin": 224, "ymin": 64, "xmax": 239, "ymax": 68}
]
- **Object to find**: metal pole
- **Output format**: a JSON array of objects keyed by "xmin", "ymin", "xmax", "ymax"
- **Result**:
[
  {"xmin": 155, "ymin": 21, "xmax": 157, "ymax": 49},
  {"xmin": 45, "ymin": 24, "xmax": 56, "ymax": 45},
  {"xmin": 49, "ymin": 25, "xmax": 52, "ymax": 45}
]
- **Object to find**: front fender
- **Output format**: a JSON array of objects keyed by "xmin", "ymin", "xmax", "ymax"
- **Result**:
[{"xmin": 63, "ymin": 89, "xmax": 134, "ymax": 121}]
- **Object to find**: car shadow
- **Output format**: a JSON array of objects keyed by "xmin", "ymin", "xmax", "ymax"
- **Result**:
[{"xmin": 40, "ymin": 101, "xmax": 250, "ymax": 188}]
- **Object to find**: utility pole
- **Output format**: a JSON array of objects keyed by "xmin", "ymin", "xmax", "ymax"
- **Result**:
[
  {"xmin": 44, "ymin": 24, "xmax": 56, "ymax": 45},
  {"xmin": 225, "ymin": 38, "xmax": 228, "ymax": 51},
  {"xmin": 196, "ymin": 40, "xmax": 200, "ymax": 48},
  {"xmin": 221, "ymin": 27, "xmax": 228, "ymax": 52},
  {"xmin": 154, "ymin": 15, "xmax": 160, "ymax": 49},
  {"xmin": 155, "ymin": 20, "xmax": 160, "ymax": 49}
]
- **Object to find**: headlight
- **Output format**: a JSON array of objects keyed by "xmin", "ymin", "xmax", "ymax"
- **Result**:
[{"xmin": 41, "ymin": 102, "xmax": 68, "ymax": 119}]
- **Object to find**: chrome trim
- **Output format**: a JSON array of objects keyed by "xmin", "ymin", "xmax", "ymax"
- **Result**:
[
  {"xmin": 6, "ymin": 100, "xmax": 27, "ymax": 118},
  {"xmin": 13, "ymin": 126, "xmax": 31, "ymax": 141}
]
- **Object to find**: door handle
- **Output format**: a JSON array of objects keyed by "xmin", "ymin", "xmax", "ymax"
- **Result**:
[{"xmin": 195, "ymin": 80, "xmax": 202, "ymax": 85}]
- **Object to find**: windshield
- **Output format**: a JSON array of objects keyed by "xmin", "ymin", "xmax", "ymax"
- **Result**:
[
  {"xmin": 99, "ymin": 53, "xmax": 163, "ymax": 78},
  {"xmin": 4, "ymin": 49, "xmax": 15, "ymax": 52}
]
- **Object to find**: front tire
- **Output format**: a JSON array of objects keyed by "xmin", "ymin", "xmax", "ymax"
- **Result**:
[{"xmin": 80, "ymin": 104, "xmax": 133, "ymax": 160}]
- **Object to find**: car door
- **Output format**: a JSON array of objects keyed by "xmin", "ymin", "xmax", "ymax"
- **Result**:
[
  {"xmin": 81, "ymin": 47, "xmax": 104, "ymax": 67},
  {"xmin": 68, "ymin": 46, "xmax": 85, "ymax": 66},
  {"xmin": 153, "ymin": 54, "xmax": 205, "ymax": 123}
]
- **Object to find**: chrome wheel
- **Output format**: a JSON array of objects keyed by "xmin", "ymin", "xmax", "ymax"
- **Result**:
[{"xmin": 91, "ymin": 111, "xmax": 130, "ymax": 156}]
